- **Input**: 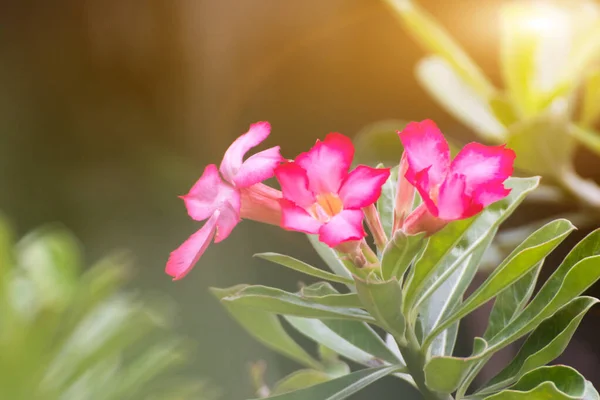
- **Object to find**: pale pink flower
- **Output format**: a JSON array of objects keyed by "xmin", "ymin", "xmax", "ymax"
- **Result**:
[
  {"xmin": 275, "ymin": 133, "xmax": 390, "ymax": 248},
  {"xmin": 166, "ymin": 122, "xmax": 284, "ymax": 280},
  {"xmin": 398, "ymin": 120, "xmax": 515, "ymax": 235}
]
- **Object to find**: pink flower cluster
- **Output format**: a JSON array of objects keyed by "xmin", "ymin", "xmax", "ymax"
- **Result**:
[{"xmin": 166, "ymin": 120, "xmax": 515, "ymax": 280}]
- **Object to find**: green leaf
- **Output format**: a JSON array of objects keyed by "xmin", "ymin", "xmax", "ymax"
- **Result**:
[
  {"xmin": 355, "ymin": 277, "xmax": 405, "ymax": 341},
  {"xmin": 299, "ymin": 282, "xmax": 339, "ymax": 297},
  {"xmin": 422, "ymin": 228, "xmax": 600, "ymax": 393},
  {"xmin": 255, "ymin": 365, "xmax": 404, "ymax": 400},
  {"xmin": 481, "ymin": 296, "xmax": 598, "ymax": 394},
  {"xmin": 44, "ymin": 296, "xmax": 160, "ymax": 393},
  {"xmin": 424, "ymin": 337, "xmax": 488, "ymax": 393},
  {"xmin": 483, "ymin": 366, "xmax": 586, "ymax": 400},
  {"xmin": 483, "ymin": 263, "xmax": 542, "ymax": 340},
  {"xmin": 507, "ymin": 113, "xmax": 575, "ymax": 178},
  {"xmin": 562, "ymin": 23, "xmax": 600, "ymax": 95},
  {"xmin": 377, "ymin": 166, "xmax": 399, "ymax": 238},
  {"xmin": 381, "ymin": 230, "xmax": 425, "ymax": 282},
  {"xmin": 489, "ymin": 94, "xmax": 518, "ymax": 127},
  {"xmin": 283, "ymin": 282, "xmax": 402, "ymax": 367},
  {"xmin": 488, "ymin": 229, "xmax": 600, "ymax": 348},
  {"xmin": 404, "ymin": 177, "xmax": 540, "ymax": 316},
  {"xmin": 416, "ymin": 56, "xmax": 506, "ymax": 142},
  {"xmin": 271, "ymin": 370, "xmax": 332, "ymax": 395},
  {"xmin": 218, "ymin": 285, "xmax": 373, "ymax": 323},
  {"xmin": 211, "ymin": 286, "xmax": 321, "ymax": 369},
  {"xmin": 0, "ymin": 222, "xmax": 209, "ymax": 400},
  {"xmin": 581, "ymin": 69, "xmax": 600, "ymax": 127},
  {"xmin": 499, "ymin": 4, "xmax": 542, "ymax": 117},
  {"xmin": 17, "ymin": 227, "xmax": 82, "ymax": 307},
  {"xmin": 285, "ymin": 317, "xmax": 402, "ymax": 366},
  {"xmin": 419, "ymin": 230, "xmax": 495, "ymax": 357},
  {"xmin": 425, "ymin": 219, "xmax": 574, "ymax": 351},
  {"xmin": 584, "ymin": 381, "xmax": 600, "ymax": 400},
  {"xmin": 111, "ymin": 339, "xmax": 188, "ymax": 399},
  {"xmin": 255, "ymin": 253, "xmax": 354, "ymax": 285},
  {"xmin": 382, "ymin": 0, "xmax": 496, "ymax": 99},
  {"xmin": 307, "ymin": 235, "xmax": 354, "ymax": 283},
  {"xmin": 569, "ymin": 124, "xmax": 600, "ymax": 158}
]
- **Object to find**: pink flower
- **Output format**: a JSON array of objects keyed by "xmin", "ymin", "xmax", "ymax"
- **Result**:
[
  {"xmin": 398, "ymin": 120, "xmax": 515, "ymax": 234},
  {"xmin": 166, "ymin": 122, "xmax": 284, "ymax": 280},
  {"xmin": 275, "ymin": 133, "xmax": 390, "ymax": 248}
]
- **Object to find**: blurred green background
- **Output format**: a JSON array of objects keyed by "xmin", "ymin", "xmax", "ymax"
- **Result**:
[{"xmin": 1, "ymin": 0, "xmax": 599, "ymax": 398}]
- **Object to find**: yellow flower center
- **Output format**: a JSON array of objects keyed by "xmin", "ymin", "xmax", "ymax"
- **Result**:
[{"xmin": 310, "ymin": 193, "xmax": 343, "ymax": 222}]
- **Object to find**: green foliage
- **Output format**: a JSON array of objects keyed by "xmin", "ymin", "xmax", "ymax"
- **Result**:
[
  {"xmin": 213, "ymin": 172, "xmax": 600, "ymax": 399},
  {"xmin": 0, "ymin": 219, "xmax": 218, "ymax": 400},
  {"xmin": 379, "ymin": 0, "xmax": 600, "ymax": 217},
  {"xmin": 255, "ymin": 366, "xmax": 408, "ymax": 400},
  {"xmin": 255, "ymin": 253, "xmax": 354, "ymax": 285}
]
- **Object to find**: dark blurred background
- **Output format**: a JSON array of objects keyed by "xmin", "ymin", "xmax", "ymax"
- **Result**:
[{"xmin": 0, "ymin": 0, "xmax": 598, "ymax": 398}]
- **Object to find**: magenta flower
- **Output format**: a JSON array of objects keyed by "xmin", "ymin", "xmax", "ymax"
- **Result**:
[
  {"xmin": 275, "ymin": 133, "xmax": 390, "ymax": 248},
  {"xmin": 166, "ymin": 122, "xmax": 284, "ymax": 280},
  {"xmin": 398, "ymin": 120, "xmax": 515, "ymax": 234}
]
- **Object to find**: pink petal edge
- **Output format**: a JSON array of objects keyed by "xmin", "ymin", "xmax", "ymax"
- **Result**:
[
  {"xmin": 275, "ymin": 162, "xmax": 315, "ymax": 208},
  {"xmin": 318, "ymin": 209, "xmax": 366, "ymax": 247},
  {"xmin": 280, "ymin": 199, "xmax": 322, "ymax": 234},
  {"xmin": 295, "ymin": 132, "xmax": 354, "ymax": 194},
  {"xmin": 450, "ymin": 143, "xmax": 515, "ymax": 194},
  {"xmin": 219, "ymin": 121, "xmax": 271, "ymax": 183},
  {"xmin": 398, "ymin": 120, "xmax": 450, "ymax": 193},
  {"xmin": 180, "ymin": 164, "xmax": 224, "ymax": 221},
  {"xmin": 166, "ymin": 212, "xmax": 219, "ymax": 281},
  {"xmin": 233, "ymin": 146, "xmax": 283, "ymax": 188},
  {"xmin": 338, "ymin": 165, "xmax": 390, "ymax": 209},
  {"xmin": 472, "ymin": 181, "xmax": 512, "ymax": 209},
  {"xmin": 411, "ymin": 167, "xmax": 440, "ymax": 217}
]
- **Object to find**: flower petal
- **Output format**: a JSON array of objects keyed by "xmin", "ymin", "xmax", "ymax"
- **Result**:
[
  {"xmin": 275, "ymin": 162, "xmax": 315, "ymax": 208},
  {"xmin": 220, "ymin": 121, "xmax": 271, "ymax": 183},
  {"xmin": 472, "ymin": 181, "xmax": 511, "ymax": 208},
  {"xmin": 214, "ymin": 200, "xmax": 242, "ymax": 243},
  {"xmin": 240, "ymin": 183, "xmax": 282, "ymax": 226},
  {"xmin": 450, "ymin": 143, "xmax": 515, "ymax": 194},
  {"xmin": 280, "ymin": 199, "xmax": 322, "ymax": 234},
  {"xmin": 233, "ymin": 146, "xmax": 284, "ymax": 188},
  {"xmin": 436, "ymin": 172, "xmax": 480, "ymax": 220},
  {"xmin": 338, "ymin": 165, "xmax": 390, "ymax": 209},
  {"xmin": 166, "ymin": 212, "xmax": 218, "ymax": 280},
  {"xmin": 412, "ymin": 167, "xmax": 439, "ymax": 217},
  {"xmin": 295, "ymin": 132, "xmax": 354, "ymax": 194},
  {"xmin": 318, "ymin": 209, "xmax": 366, "ymax": 247},
  {"xmin": 181, "ymin": 164, "xmax": 235, "ymax": 221},
  {"xmin": 398, "ymin": 120, "xmax": 450, "ymax": 192},
  {"xmin": 402, "ymin": 203, "xmax": 448, "ymax": 236}
]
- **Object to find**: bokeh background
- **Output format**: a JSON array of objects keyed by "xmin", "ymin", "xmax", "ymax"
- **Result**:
[{"xmin": 1, "ymin": 0, "xmax": 599, "ymax": 398}]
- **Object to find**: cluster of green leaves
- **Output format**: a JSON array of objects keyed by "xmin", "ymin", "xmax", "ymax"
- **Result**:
[
  {"xmin": 214, "ymin": 175, "xmax": 600, "ymax": 399},
  {"xmin": 380, "ymin": 0, "xmax": 600, "ymax": 211},
  {"xmin": 0, "ymin": 219, "xmax": 219, "ymax": 400}
]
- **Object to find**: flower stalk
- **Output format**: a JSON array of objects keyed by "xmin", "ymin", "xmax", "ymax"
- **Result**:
[
  {"xmin": 395, "ymin": 327, "xmax": 453, "ymax": 400},
  {"xmin": 363, "ymin": 204, "xmax": 388, "ymax": 251}
]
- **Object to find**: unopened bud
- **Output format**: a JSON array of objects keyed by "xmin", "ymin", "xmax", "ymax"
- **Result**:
[{"xmin": 393, "ymin": 152, "xmax": 416, "ymax": 233}]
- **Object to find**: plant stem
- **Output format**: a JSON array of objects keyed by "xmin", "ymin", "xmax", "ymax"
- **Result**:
[
  {"xmin": 360, "ymin": 240, "xmax": 379, "ymax": 265},
  {"xmin": 396, "ymin": 327, "xmax": 453, "ymax": 400}
]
